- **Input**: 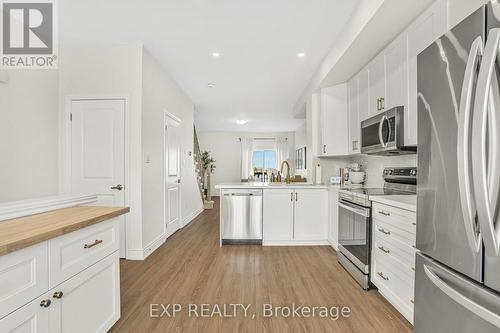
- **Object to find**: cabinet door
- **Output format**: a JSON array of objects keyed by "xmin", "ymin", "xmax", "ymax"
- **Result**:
[
  {"xmin": 348, "ymin": 76, "xmax": 360, "ymax": 154},
  {"xmin": 406, "ymin": 1, "xmax": 445, "ymax": 146},
  {"xmin": 49, "ymin": 252, "xmax": 120, "ymax": 333},
  {"xmin": 294, "ymin": 189, "xmax": 328, "ymax": 241},
  {"xmin": 0, "ymin": 294, "xmax": 50, "ymax": 333},
  {"xmin": 328, "ymin": 190, "xmax": 339, "ymax": 249},
  {"xmin": 385, "ymin": 36, "xmax": 407, "ymax": 111},
  {"xmin": 263, "ymin": 190, "xmax": 294, "ymax": 241},
  {"xmin": 320, "ymin": 84, "xmax": 349, "ymax": 156},
  {"xmin": 447, "ymin": 0, "xmax": 487, "ymax": 30},
  {"xmin": 0, "ymin": 242, "xmax": 48, "ymax": 319},
  {"xmin": 358, "ymin": 69, "xmax": 370, "ymax": 121},
  {"xmin": 368, "ymin": 54, "xmax": 386, "ymax": 116}
]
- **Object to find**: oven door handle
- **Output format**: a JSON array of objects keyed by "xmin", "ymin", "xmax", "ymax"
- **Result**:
[{"xmin": 338, "ymin": 202, "xmax": 370, "ymax": 217}]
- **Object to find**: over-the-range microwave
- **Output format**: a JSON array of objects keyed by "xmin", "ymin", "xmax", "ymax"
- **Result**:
[{"xmin": 360, "ymin": 106, "xmax": 417, "ymax": 155}]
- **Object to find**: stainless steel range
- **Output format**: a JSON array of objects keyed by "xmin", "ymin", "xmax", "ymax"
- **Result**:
[{"xmin": 337, "ymin": 167, "xmax": 417, "ymax": 290}]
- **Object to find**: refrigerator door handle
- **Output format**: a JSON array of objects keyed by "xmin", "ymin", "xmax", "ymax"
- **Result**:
[
  {"xmin": 424, "ymin": 265, "xmax": 500, "ymax": 328},
  {"xmin": 458, "ymin": 36, "xmax": 483, "ymax": 253},
  {"xmin": 472, "ymin": 28, "xmax": 500, "ymax": 255}
]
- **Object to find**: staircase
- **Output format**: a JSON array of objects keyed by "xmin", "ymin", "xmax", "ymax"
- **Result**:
[{"xmin": 193, "ymin": 126, "xmax": 213, "ymax": 209}]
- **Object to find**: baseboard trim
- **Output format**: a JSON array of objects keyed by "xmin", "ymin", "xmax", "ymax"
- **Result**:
[
  {"xmin": 126, "ymin": 206, "xmax": 205, "ymax": 260},
  {"xmin": 327, "ymin": 238, "xmax": 339, "ymax": 251},
  {"xmin": 263, "ymin": 240, "xmax": 330, "ymax": 246},
  {"xmin": 181, "ymin": 205, "xmax": 204, "ymax": 228}
]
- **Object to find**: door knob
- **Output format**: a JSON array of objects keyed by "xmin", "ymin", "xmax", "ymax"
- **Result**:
[{"xmin": 111, "ymin": 184, "xmax": 123, "ymax": 190}]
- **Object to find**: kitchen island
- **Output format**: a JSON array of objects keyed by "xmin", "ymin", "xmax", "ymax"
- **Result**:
[
  {"xmin": 215, "ymin": 183, "xmax": 330, "ymax": 246},
  {"xmin": 0, "ymin": 202, "xmax": 129, "ymax": 333}
]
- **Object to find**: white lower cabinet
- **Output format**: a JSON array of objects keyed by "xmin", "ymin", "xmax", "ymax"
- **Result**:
[
  {"xmin": 327, "ymin": 189, "xmax": 339, "ymax": 249},
  {"xmin": 0, "ymin": 219, "xmax": 121, "ymax": 333},
  {"xmin": 263, "ymin": 188, "xmax": 327, "ymax": 244},
  {"xmin": 49, "ymin": 252, "xmax": 120, "ymax": 333},
  {"xmin": 294, "ymin": 189, "xmax": 328, "ymax": 241},
  {"xmin": 0, "ymin": 293, "xmax": 50, "ymax": 333},
  {"xmin": 263, "ymin": 189, "xmax": 294, "ymax": 241},
  {"xmin": 371, "ymin": 202, "xmax": 417, "ymax": 324}
]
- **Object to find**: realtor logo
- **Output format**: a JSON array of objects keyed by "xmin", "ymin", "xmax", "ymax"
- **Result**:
[{"xmin": 1, "ymin": 0, "xmax": 57, "ymax": 69}]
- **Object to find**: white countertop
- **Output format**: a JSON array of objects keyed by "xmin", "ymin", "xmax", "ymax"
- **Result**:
[
  {"xmin": 215, "ymin": 182, "xmax": 329, "ymax": 190},
  {"xmin": 369, "ymin": 195, "xmax": 417, "ymax": 212}
]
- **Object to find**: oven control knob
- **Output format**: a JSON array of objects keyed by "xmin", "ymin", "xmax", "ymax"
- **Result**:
[
  {"xmin": 388, "ymin": 170, "xmax": 393, "ymax": 175},
  {"xmin": 410, "ymin": 169, "xmax": 417, "ymax": 176}
]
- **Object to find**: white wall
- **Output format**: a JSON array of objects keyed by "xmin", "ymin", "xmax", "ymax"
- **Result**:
[
  {"xmin": 58, "ymin": 44, "xmax": 202, "ymax": 259},
  {"xmin": 0, "ymin": 71, "xmax": 59, "ymax": 202},
  {"xmin": 58, "ymin": 44, "xmax": 144, "ymax": 256},
  {"xmin": 141, "ymin": 48, "xmax": 203, "ymax": 248},
  {"xmin": 197, "ymin": 131, "xmax": 295, "ymax": 194}
]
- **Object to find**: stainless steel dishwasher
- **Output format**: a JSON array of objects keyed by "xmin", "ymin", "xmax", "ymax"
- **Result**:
[{"xmin": 220, "ymin": 189, "xmax": 263, "ymax": 245}]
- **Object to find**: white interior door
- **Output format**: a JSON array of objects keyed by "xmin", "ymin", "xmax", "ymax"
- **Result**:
[
  {"xmin": 70, "ymin": 99, "xmax": 126, "ymax": 257},
  {"xmin": 165, "ymin": 113, "xmax": 182, "ymax": 238}
]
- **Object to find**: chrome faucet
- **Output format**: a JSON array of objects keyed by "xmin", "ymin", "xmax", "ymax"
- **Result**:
[{"xmin": 280, "ymin": 161, "xmax": 291, "ymax": 184}]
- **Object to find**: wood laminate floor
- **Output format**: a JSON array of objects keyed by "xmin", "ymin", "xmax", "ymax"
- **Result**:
[{"xmin": 111, "ymin": 198, "xmax": 412, "ymax": 333}]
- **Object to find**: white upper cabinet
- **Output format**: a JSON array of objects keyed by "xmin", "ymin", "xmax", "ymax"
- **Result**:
[
  {"xmin": 358, "ymin": 69, "xmax": 370, "ymax": 122},
  {"xmin": 405, "ymin": 0, "xmax": 445, "ymax": 146},
  {"xmin": 446, "ymin": 0, "xmax": 487, "ymax": 30},
  {"xmin": 320, "ymin": 84, "xmax": 349, "ymax": 156},
  {"xmin": 348, "ymin": 76, "xmax": 360, "ymax": 154},
  {"xmin": 367, "ymin": 54, "xmax": 386, "ymax": 117},
  {"xmin": 385, "ymin": 36, "xmax": 407, "ymax": 111}
]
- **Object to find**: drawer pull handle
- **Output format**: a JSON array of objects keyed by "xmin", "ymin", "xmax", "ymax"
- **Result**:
[
  {"xmin": 40, "ymin": 299, "xmax": 51, "ymax": 308},
  {"xmin": 84, "ymin": 239, "xmax": 103, "ymax": 249},
  {"xmin": 377, "ymin": 228, "xmax": 391, "ymax": 235},
  {"xmin": 53, "ymin": 291, "xmax": 63, "ymax": 299},
  {"xmin": 378, "ymin": 210, "xmax": 391, "ymax": 216},
  {"xmin": 377, "ymin": 272, "xmax": 389, "ymax": 281},
  {"xmin": 378, "ymin": 245, "xmax": 390, "ymax": 254}
]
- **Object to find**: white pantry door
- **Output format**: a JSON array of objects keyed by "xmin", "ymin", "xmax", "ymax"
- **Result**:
[
  {"xmin": 70, "ymin": 99, "xmax": 126, "ymax": 257},
  {"xmin": 164, "ymin": 114, "xmax": 182, "ymax": 238}
]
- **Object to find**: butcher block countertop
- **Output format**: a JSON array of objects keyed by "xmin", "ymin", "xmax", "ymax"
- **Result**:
[{"xmin": 0, "ymin": 205, "xmax": 129, "ymax": 256}]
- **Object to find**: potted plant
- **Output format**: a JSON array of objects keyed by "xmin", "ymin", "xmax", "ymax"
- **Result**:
[{"xmin": 200, "ymin": 151, "xmax": 216, "ymax": 204}]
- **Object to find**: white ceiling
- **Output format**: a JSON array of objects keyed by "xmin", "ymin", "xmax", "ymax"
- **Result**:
[{"xmin": 59, "ymin": 0, "xmax": 359, "ymax": 132}]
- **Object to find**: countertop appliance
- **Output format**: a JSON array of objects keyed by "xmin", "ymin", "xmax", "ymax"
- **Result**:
[
  {"xmin": 361, "ymin": 106, "xmax": 417, "ymax": 155},
  {"xmin": 337, "ymin": 167, "xmax": 416, "ymax": 289},
  {"xmin": 220, "ymin": 189, "xmax": 262, "ymax": 245},
  {"xmin": 415, "ymin": 3, "xmax": 500, "ymax": 332}
]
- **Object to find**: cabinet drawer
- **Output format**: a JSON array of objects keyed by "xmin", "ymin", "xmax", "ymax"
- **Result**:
[
  {"xmin": 374, "ymin": 218, "xmax": 416, "ymax": 249},
  {"xmin": 373, "ymin": 221, "xmax": 417, "ymax": 260},
  {"xmin": 48, "ymin": 219, "xmax": 119, "ymax": 287},
  {"xmin": 372, "ymin": 203, "xmax": 416, "ymax": 234},
  {"xmin": 0, "ymin": 242, "xmax": 49, "ymax": 319},
  {"xmin": 372, "ymin": 257, "xmax": 414, "ymax": 310},
  {"xmin": 373, "ymin": 237, "xmax": 415, "ymax": 280}
]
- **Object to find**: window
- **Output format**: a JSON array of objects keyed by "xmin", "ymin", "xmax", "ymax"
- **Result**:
[{"xmin": 252, "ymin": 150, "xmax": 277, "ymax": 175}]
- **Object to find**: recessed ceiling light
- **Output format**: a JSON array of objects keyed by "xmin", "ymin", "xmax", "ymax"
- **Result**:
[
  {"xmin": 236, "ymin": 120, "xmax": 247, "ymax": 125},
  {"xmin": 297, "ymin": 52, "xmax": 306, "ymax": 58},
  {"xmin": 207, "ymin": 82, "xmax": 216, "ymax": 88},
  {"xmin": 212, "ymin": 52, "xmax": 220, "ymax": 57}
]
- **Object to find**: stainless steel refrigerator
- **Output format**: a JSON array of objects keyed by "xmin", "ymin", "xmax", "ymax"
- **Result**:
[{"xmin": 416, "ymin": 2, "xmax": 500, "ymax": 331}]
